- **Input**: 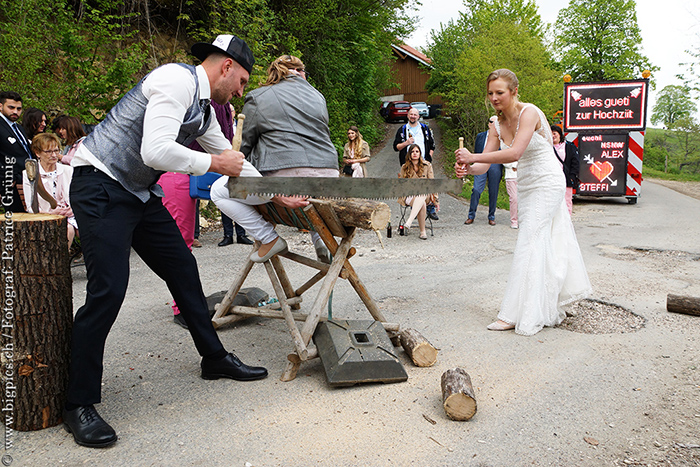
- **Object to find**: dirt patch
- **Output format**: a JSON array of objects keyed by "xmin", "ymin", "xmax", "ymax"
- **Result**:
[
  {"xmin": 559, "ymin": 298, "xmax": 646, "ymax": 334},
  {"xmin": 596, "ymin": 244, "xmax": 700, "ymax": 262}
]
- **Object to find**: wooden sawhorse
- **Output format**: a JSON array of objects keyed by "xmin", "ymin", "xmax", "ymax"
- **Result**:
[{"xmin": 211, "ymin": 198, "xmax": 397, "ymax": 381}]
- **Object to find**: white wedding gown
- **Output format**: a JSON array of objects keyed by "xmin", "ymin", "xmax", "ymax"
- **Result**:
[{"xmin": 496, "ymin": 104, "xmax": 592, "ymax": 335}]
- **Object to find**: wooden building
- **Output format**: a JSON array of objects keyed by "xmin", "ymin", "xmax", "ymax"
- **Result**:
[{"xmin": 383, "ymin": 43, "xmax": 442, "ymax": 105}]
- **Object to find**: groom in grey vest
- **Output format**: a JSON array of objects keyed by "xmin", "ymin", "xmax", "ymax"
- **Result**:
[{"xmin": 63, "ymin": 35, "xmax": 268, "ymax": 448}]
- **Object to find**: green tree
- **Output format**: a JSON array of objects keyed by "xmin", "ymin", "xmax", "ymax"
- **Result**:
[
  {"xmin": 553, "ymin": 0, "xmax": 657, "ymax": 82},
  {"xmin": 670, "ymin": 116, "xmax": 700, "ymax": 171},
  {"xmin": 425, "ymin": 0, "xmax": 556, "ymax": 153},
  {"xmin": 678, "ymin": 41, "xmax": 700, "ymax": 95},
  {"xmin": 1, "ymin": 0, "xmax": 416, "ymax": 154},
  {"xmin": 651, "ymin": 85, "xmax": 697, "ymax": 128},
  {"xmin": 644, "ymin": 131, "xmax": 673, "ymax": 173},
  {"xmin": 265, "ymin": 0, "xmax": 415, "ymax": 149},
  {"xmin": 425, "ymin": 18, "xmax": 471, "ymax": 101},
  {"xmin": 0, "ymin": 0, "xmax": 147, "ymax": 122},
  {"xmin": 450, "ymin": 20, "xmax": 559, "ymax": 141},
  {"xmin": 426, "ymin": 0, "xmax": 545, "ymax": 101}
]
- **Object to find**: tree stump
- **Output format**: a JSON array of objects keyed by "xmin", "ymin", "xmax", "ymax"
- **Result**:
[
  {"xmin": 1, "ymin": 213, "xmax": 73, "ymax": 431},
  {"xmin": 667, "ymin": 294, "xmax": 700, "ymax": 317},
  {"xmin": 441, "ymin": 368, "xmax": 477, "ymax": 421},
  {"xmin": 398, "ymin": 328, "xmax": 438, "ymax": 367}
]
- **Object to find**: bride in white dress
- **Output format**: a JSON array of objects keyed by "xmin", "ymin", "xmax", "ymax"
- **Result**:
[{"xmin": 455, "ymin": 69, "xmax": 592, "ymax": 335}]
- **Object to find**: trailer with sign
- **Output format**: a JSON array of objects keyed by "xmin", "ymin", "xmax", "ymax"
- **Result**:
[{"xmin": 563, "ymin": 79, "xmax": 649, "ymax": 204}]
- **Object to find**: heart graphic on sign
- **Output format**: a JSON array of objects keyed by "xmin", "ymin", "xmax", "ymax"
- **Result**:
[
  {"xmin": 7, "ymin": 136, "xmax": 16, "ymax": 144},
  {"xmin": 590, "ymin": 161, "xmax": 614, "ymax": 181}
]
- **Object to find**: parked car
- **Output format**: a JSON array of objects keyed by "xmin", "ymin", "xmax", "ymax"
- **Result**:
[
  {"xmin": 379, "ymin": 101, "xmax": 391, "ymax": 119},
  {"xmin": 410, "ymin": 101, "xmax": 429, "ymax": 119},
  {"xmin": 384, "ymin": 101, "xmax": 411, "ymax": 122}
]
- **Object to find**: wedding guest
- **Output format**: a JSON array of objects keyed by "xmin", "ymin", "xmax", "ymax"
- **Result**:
[
  {"xmin": 0, "ymin": 90, "xmax": 34, "ymax": 213},
  {"xmin": 393, "ymin": 106, "xmax": 438, "ymax": 220},
  {"xmin": 455, "ymin": 68, "xmax": 591, "ymax": 335},
  {"xmin": 399, "ymin": 144, "xmax": 437, "ymax": 240},
  {"xmin": 503, "ymin": 160, "xmax": 518, "ymax": 228},
  {"xmin": 551, "ymin": 125, "xmax": 580, "ymax": 215},
  {"xmin": 54, "ymin": 116, "xmax": 87, "ymax": 166},
  {"xmin": 210, "ymin": 103, "xmax": 253, "ymax": 247},
  {"xmin": 464, "ymin": 128, "xmax": 502, "ymax": 226},
  {"xmin": 22, "ymin": 133, "xmax": 78, "ymax": 248},
  {"xmin": 342, "ymin": 126, "xmax": 370, "ymax": 177},
  {"xmin": 22, "ymin": 107, "xmax": 47, "ymax": 142}
]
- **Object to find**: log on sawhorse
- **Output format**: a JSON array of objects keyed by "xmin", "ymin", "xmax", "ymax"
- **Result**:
[{"xmin": 211, "ymin": 198, "xmax": 398, "ymax": 381}]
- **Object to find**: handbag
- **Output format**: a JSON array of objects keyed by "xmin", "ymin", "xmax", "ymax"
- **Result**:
[
  {"xmin": 342, "ymin": 164, "xmax": 353, "ymax": 176},
  {"xmin": 189, "ymin": 172, "xmax": 222, "ymax": 199}
]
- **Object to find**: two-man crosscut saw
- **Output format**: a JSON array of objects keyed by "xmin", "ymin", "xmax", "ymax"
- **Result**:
[
  {"xmin": 226, "ymin": 112, "xmax": 462, "ymax": 200},
  {"xmin": 226, "ymin": 177, "xmax": 463, "ymax": 200}
]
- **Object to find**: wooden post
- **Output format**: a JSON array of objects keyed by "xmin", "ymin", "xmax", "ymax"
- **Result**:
[
  {"xmin": 1, "ymin": 213, "xmax": 73, "ymax": 431},
  {"xmin": 399, "ymin": 328, "xmax": 438, "ymax": 367},
  {"xmin": 667, "ymin": 294, "xmax": 700, "ymax": 316},
  {"xmin": 441, "ymin": 368, "xmax": 477, "ymax": 421}
]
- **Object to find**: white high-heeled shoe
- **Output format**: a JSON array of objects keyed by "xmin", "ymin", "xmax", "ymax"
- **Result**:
[
  {"xmin": 487, "ymin": 320, "xmax": 515, "ymax": 331},
  {"xmin": 250, "ymin": 237, "xmax": 288, "ymax": 263}
]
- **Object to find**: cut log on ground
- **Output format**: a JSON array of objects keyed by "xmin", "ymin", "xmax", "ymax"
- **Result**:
[
  {"xmin": 441, "ymin": 368, "xmax": 477, "ymax": 421},
  {"xmin": 1, "ymin": 213, "xmax": 73, "ymax": 431},
  {"xmin": 667, "ymin": 294, "xmax": 700, "ymax": 317},
  {"xmin": 399, "ymin": 328, "xmax": 438, "ymax": 367}
]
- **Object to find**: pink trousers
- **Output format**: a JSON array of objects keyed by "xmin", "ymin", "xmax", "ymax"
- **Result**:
[
  {"xmin": 565, "ymin": 187, "xmax": 573, "ymax": 215},
  {"xmin": 158, "ymin": 172, "xmax": 196, "ymax": 250},
  {"xmin": 159, "ymin": 172, "xmax": 197, "ymax": 316}
]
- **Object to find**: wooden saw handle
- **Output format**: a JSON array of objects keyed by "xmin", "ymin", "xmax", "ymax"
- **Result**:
[
  {"xmin": 25, "ymin": 159, "xmax": 58, "ymax": 210},
  {"xmin": 231, "ymin": 113, "xmax": 245, "ymax": 151},
  {"xmin": 458, "ymin": 137, "xmax": 467, "ymax": 181}
]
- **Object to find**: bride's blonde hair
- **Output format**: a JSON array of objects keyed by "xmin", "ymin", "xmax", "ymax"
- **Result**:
[{"xmin": 486, "ymin": 68, "xmax": 520, "ymax": 117}]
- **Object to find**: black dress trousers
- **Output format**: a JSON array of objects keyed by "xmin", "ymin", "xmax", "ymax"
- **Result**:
[{"xmin": 66, "ymin": 166, "xmax": 225, "ymax": 405}]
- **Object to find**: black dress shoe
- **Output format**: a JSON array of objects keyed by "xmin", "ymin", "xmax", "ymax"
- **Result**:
[
  {"xmin": 217, "ymin": 236, "xmax": 234, "ymax": 247},
  {"xmin": 63, "ymin": 405, "xmax": 117, "ymax": 448},
  {"xmin": 201, "ymin": 353, "xmax": 268, "ymax": 381},
  {"xmin": 236, "ymin": 235, "xmax": 254, "ymax": 245},
  {"xmin": 173, "ymin": 313, "xmax": 188, "ymax": 329}
]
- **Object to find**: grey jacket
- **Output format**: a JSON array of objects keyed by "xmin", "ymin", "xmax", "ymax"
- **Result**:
[{"xmin": 240, "ymin": 76, "xmax": 338, "ymax": 173}]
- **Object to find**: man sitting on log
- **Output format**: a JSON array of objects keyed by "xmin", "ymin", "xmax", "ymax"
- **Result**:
[{"xmin": 63, "ymin": 34, "xmax": 269, "ymax": 448}]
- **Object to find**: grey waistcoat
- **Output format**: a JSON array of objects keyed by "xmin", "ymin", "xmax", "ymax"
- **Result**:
[{"xmin": 83, "ymin": 63, "xmax": 212, "ymax": 202}]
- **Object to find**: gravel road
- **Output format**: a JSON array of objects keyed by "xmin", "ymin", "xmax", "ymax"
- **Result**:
[{"xmin": 10, "ymin": 121, "xmax": 700, "ymax": 467}]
